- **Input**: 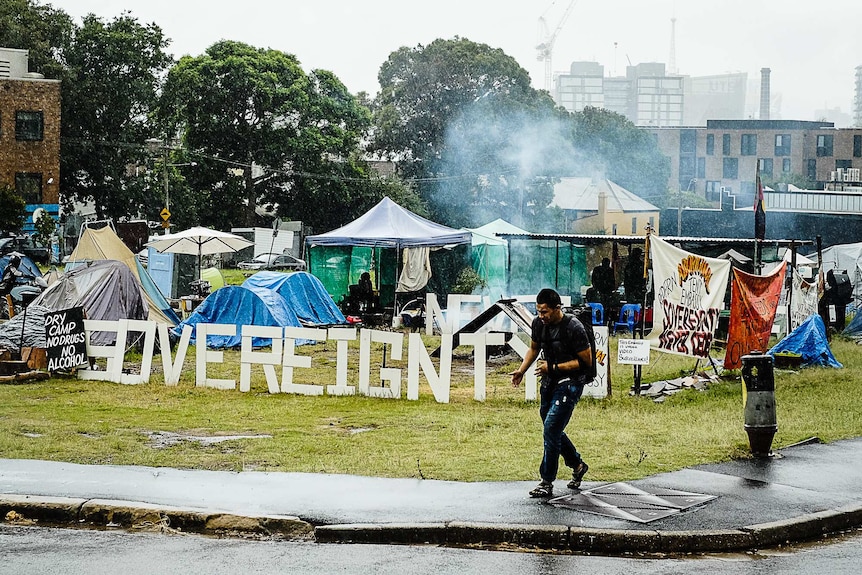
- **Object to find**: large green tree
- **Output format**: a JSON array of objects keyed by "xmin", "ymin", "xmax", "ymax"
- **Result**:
[
  {"xmin": 372, "ymin": 38, "xmax": 671, "ymax": 229},
  {"xmin": 372, "ymin": 37, "xmax": 562, "ymax": 228},
  {"xmin": 159, "ymin": 41, "xmax": 409, "ymax": 232},
  {"xmin": 570, "ymin": 106, "xmax": 671, "ymax": 206},
  {"xmin": 60, "ymin": 13, "xmax": 173, "ymax": 220},
  {"xmin": 0, "ymin": 185, "xmax": 26, "ymax": 233},
  {"xmin": 0, "ymin": 0, "xmax": 73, "ymax": 79}
]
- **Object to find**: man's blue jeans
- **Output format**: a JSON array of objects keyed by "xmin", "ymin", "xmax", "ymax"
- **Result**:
[{"xmin": 539, "ymin": 381, "xmax": 584, "ymax": 484}]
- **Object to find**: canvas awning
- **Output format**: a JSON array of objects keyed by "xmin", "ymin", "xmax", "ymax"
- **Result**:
[{"xmin": 306, "ymin": 197, "xmax": 471, "ymax": 249}]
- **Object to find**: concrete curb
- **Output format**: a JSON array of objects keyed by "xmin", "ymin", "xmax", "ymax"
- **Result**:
[
  {"xmin": 0, "ymin": 494, "xmax": 313, "ymax": 539},
  {"xmin": 741, "ymin": 503, "xmax": 862, "ymax": 548},
  {"xmin": 3, "ymin": 494, "xmax": 862, "ymax": 553}
]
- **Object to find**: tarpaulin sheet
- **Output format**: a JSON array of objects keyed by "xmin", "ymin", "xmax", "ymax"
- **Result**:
[
  {"xmin": 30, "ymin": 260, "xmax": 148, "ymax": 346},
  {"xmin": 0, "ymin": 304, "xmax": 50, "ymax": 350},
  {"xmin": 724, "ymin": 262, "xmax": 786, "ymax": 370},
  {"xmin": 844, "ymin": 308, "xmax": 862, "ymax": 337},
  {"xmin": 172, "ymin": 285, "xmax": 306, "ymax": 348},
  {"xmin": 769, "ymin": 314, "xmax": 842, "ymax": 368},
  {"xmin": 790, "ymin": 266, "xmax": 818, "ymax": 331},
  {"xmin": 646, "ymin": 236, "xmax": 731, "ymax": 358},
  {"xmin": 396, "ymin": 247, "xmax": 431, "ymax": 292},
  {"xmin": 242, "ymin": 271, "xmax": 346, "ymax": 326}
]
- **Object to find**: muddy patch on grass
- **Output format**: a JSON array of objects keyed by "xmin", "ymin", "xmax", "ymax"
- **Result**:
[
  {"xmin": 321, "ymin": 418, "xmax": 377, "ymax": 435},
  {"xmin": 144, "ymin": 430, "xmax": 272, "ymax": 449}
]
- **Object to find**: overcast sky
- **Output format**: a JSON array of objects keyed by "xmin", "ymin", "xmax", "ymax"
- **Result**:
[{"xmin": 51, "ymin": 0, "xmax": 862, "ymax": 123}]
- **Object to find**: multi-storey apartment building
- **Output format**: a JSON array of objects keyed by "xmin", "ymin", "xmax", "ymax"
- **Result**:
[
  {"xmin": 555, "ymin": 62, "xmax": 684, "ymax": 126},
  {"xmin": 646, "ymin": 120, "xmax": 862, "ymax": 204},
  {"xmin": 0, "ymin": 47, "xmax": 61, "ymax": 228}
]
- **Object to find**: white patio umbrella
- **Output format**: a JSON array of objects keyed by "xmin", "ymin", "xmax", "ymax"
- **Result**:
[{"xmin": 145, "ymin": 226, "xmax": 254, "ymax": 280}]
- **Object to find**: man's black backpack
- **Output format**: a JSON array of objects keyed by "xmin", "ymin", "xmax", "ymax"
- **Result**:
[
  {"xmin": 543, "ymin": 307, "xmax": 597, "ymax": 382},
  {"xmin": 571, "ymin": 306, "xmax": 598, "ymax": 381}
]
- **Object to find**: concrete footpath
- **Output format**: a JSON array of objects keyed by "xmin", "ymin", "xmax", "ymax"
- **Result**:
[{"xmin": 1, "ymin": 437, "xmax": 862, "ymax": 554}]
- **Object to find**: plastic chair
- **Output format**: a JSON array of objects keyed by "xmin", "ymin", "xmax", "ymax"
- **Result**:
[
  {"xmin": 586, "ymin": 302, "xmax": 604, "ymax": 326},
  {"xmin": 613, "ymin": 303, "xmax": 641, "ymax": 335},
  {"xmin": 399, "ymin": 298, "xmax": 425, "ymax": 331}
]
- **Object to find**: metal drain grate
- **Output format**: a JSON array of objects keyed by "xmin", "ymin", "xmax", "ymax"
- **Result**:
[{"xmin": 549, "ymin": 482, "xmax": 717, "ymax": 523}]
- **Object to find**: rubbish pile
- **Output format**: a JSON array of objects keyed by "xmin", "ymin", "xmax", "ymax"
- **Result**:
[{"xmin": 638, "ymin": 370, "xmax": 720, "ymax": 402}]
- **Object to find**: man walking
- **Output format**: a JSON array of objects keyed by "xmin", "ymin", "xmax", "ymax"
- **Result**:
[{"xmin": 510, "ymin": 288, "xmax": 593, "ymax": 498}]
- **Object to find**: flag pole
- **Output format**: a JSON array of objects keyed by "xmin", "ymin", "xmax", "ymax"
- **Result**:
[
  {"xmin": 754, "ymin": 162, "xmax": 766, "ymax": 274},
  {"xmin": 633, "ymin": 224, "xmax": 653, "ymax": 396}
]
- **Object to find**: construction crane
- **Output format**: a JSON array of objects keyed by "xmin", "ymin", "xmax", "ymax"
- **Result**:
[{"xmin": 536, "ymin": 0, "xmax": 577, "ymax": 93}]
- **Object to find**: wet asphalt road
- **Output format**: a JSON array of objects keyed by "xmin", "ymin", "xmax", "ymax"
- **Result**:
[
  {"xmin": 2, "ymin": 437, "xmax": 861, "ymax": 533},
  {"xmin": 2, "ymin": 524, "xmax": 862, "ymax": 575}
]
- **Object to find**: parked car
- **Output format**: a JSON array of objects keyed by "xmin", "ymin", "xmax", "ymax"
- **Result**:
[
  {"xmin": 237, "ymin": 253, "xmax": 307, "ymax": 271},
  {"xmin": 0, "ymin": 235, "xmax": 50, "ymax": 263}
]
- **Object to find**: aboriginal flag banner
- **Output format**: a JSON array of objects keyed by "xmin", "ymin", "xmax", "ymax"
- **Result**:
[
  {"xmin": 723, "ymin": 262, "xmax": 786, "ymax": 370},
  {"xmin": 646, "ymin": 236, "xmax": 731, "ymax": 358}
]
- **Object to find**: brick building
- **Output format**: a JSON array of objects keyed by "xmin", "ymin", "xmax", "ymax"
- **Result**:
[
  {"xmin": 646, "ymin": 120, "xmax": 862, "ymax": 205},
  {"xmin": 0, "ymin": 47, "xmax": 61, "ymax": 229}
]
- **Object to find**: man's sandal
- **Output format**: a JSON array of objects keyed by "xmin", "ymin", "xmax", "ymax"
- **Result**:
[
  {"xmin": 568, "ymin": 461, "xmax": 589, "ymax": 490},
  {"xmin": 529, "ymin": 481, "xmax": 554, "ymax": 498}
]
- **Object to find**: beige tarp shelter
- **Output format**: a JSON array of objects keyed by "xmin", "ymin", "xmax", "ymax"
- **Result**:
[{"xmin": 67, "ymin": 226, "xmax": 179, "ymax": 325}]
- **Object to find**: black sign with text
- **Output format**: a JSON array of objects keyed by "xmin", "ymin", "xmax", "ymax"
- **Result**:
[{"xmin": 44, "ymin": 307, "xmax": 87, "ymax": 372}]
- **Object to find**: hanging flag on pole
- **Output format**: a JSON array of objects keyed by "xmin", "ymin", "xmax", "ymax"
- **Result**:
[{"xmin": 754, "ymin": 162, "xmax": 766, "ymax": 241}]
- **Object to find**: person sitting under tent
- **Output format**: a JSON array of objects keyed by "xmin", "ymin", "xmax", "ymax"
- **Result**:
[
  {"xmin": 343, "ymin": 271, "xmax": 377, "ymax": 314},
  {"xmin": 357, "ymin": 272, "xmax": 375, "ymax": 311}
]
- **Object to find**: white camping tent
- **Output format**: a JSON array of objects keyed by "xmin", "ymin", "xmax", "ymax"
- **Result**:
[{"xmin": 465, "ymin": 219, "xmax": 527, "ymax": 297}]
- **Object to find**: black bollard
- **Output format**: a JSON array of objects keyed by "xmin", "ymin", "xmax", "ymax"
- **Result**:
[{"xmin": 741, "ymin": 351, "xmax": 777, "ymax": 457}]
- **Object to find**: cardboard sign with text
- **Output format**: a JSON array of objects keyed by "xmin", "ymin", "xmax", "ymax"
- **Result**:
[{"xmin": 617, "ymin": 338, "xmax": 651, "ymax": 365}]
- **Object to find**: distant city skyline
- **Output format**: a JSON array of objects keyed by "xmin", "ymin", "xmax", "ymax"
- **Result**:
[{"xmin": 50, "ymin": 0, "xmax": 862, "ymax": 124}]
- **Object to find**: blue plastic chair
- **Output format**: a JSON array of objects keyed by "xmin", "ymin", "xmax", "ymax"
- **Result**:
[
  {"xmin": 613, "ymin": 303, "xmax": 641, "ymax": 335},
  {"xmin": 586, "ymin": 302, "xmax": 604, "ymax": 326}
]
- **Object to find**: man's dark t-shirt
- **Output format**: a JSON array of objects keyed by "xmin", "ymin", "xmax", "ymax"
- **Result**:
[{"xmin": 530, "ymin": 314, "xmax": 592, "ymax": 387}]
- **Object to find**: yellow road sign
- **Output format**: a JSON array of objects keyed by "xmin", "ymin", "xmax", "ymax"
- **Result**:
[{"xmin": 160, "ymin": 208, "xmax": 171, "ymax": 221}]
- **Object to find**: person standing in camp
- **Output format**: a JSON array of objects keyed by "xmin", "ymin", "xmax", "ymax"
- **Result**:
[
  {"xmin": 590, "ymin": 257, "xmax": 616, "ymax": 310},
  {"xmin": 510, "ymin": 288, "xmax": 593, "ymax": 498},
  {"xmin": 624, "ymin": 248, "xmax": 646, "ymax": 305}
]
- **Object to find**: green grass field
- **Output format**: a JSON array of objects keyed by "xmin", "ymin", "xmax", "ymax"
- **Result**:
[{"xmin": 1, "ymin": 334, "xmax": 860, "ymax": 482}]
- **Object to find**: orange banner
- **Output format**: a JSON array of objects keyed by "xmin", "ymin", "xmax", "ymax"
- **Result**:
[{"xmin": 724, "ymin": 262, "xmax": 786, "ymax": 370}]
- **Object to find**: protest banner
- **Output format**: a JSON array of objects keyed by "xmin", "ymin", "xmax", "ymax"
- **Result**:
[
  {"xmin": 724, "ymin": 263, "xmax": 786, "ymax": 370},
  {"xmin": 646, "ymin": 236, "xmax": 731, "ymax": 358}
]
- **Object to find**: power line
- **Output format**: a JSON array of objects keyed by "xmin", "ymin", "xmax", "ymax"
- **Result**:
[{"xmin": 59, "ymin": 136, "xmax": 526, "ymax": 185}]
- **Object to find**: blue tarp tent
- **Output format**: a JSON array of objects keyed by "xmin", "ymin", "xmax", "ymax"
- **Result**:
[
  {"xmin": 172, "ymin": 285, "xmax": 305, "ymax": 348},
  {"xmin": 0, "ymin": 253, "xmax": 41, "ymax": 279},
  {"xmin": 242, "ymin": 271, "xmax": 346, "ymax": 326},
  {"xmin": 768, "ymin": 314, "xmax": 843, "ymax": 368},
  {"xmin": 843, "ymin": 310, "xmax": 862, "ymax": 337}
]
